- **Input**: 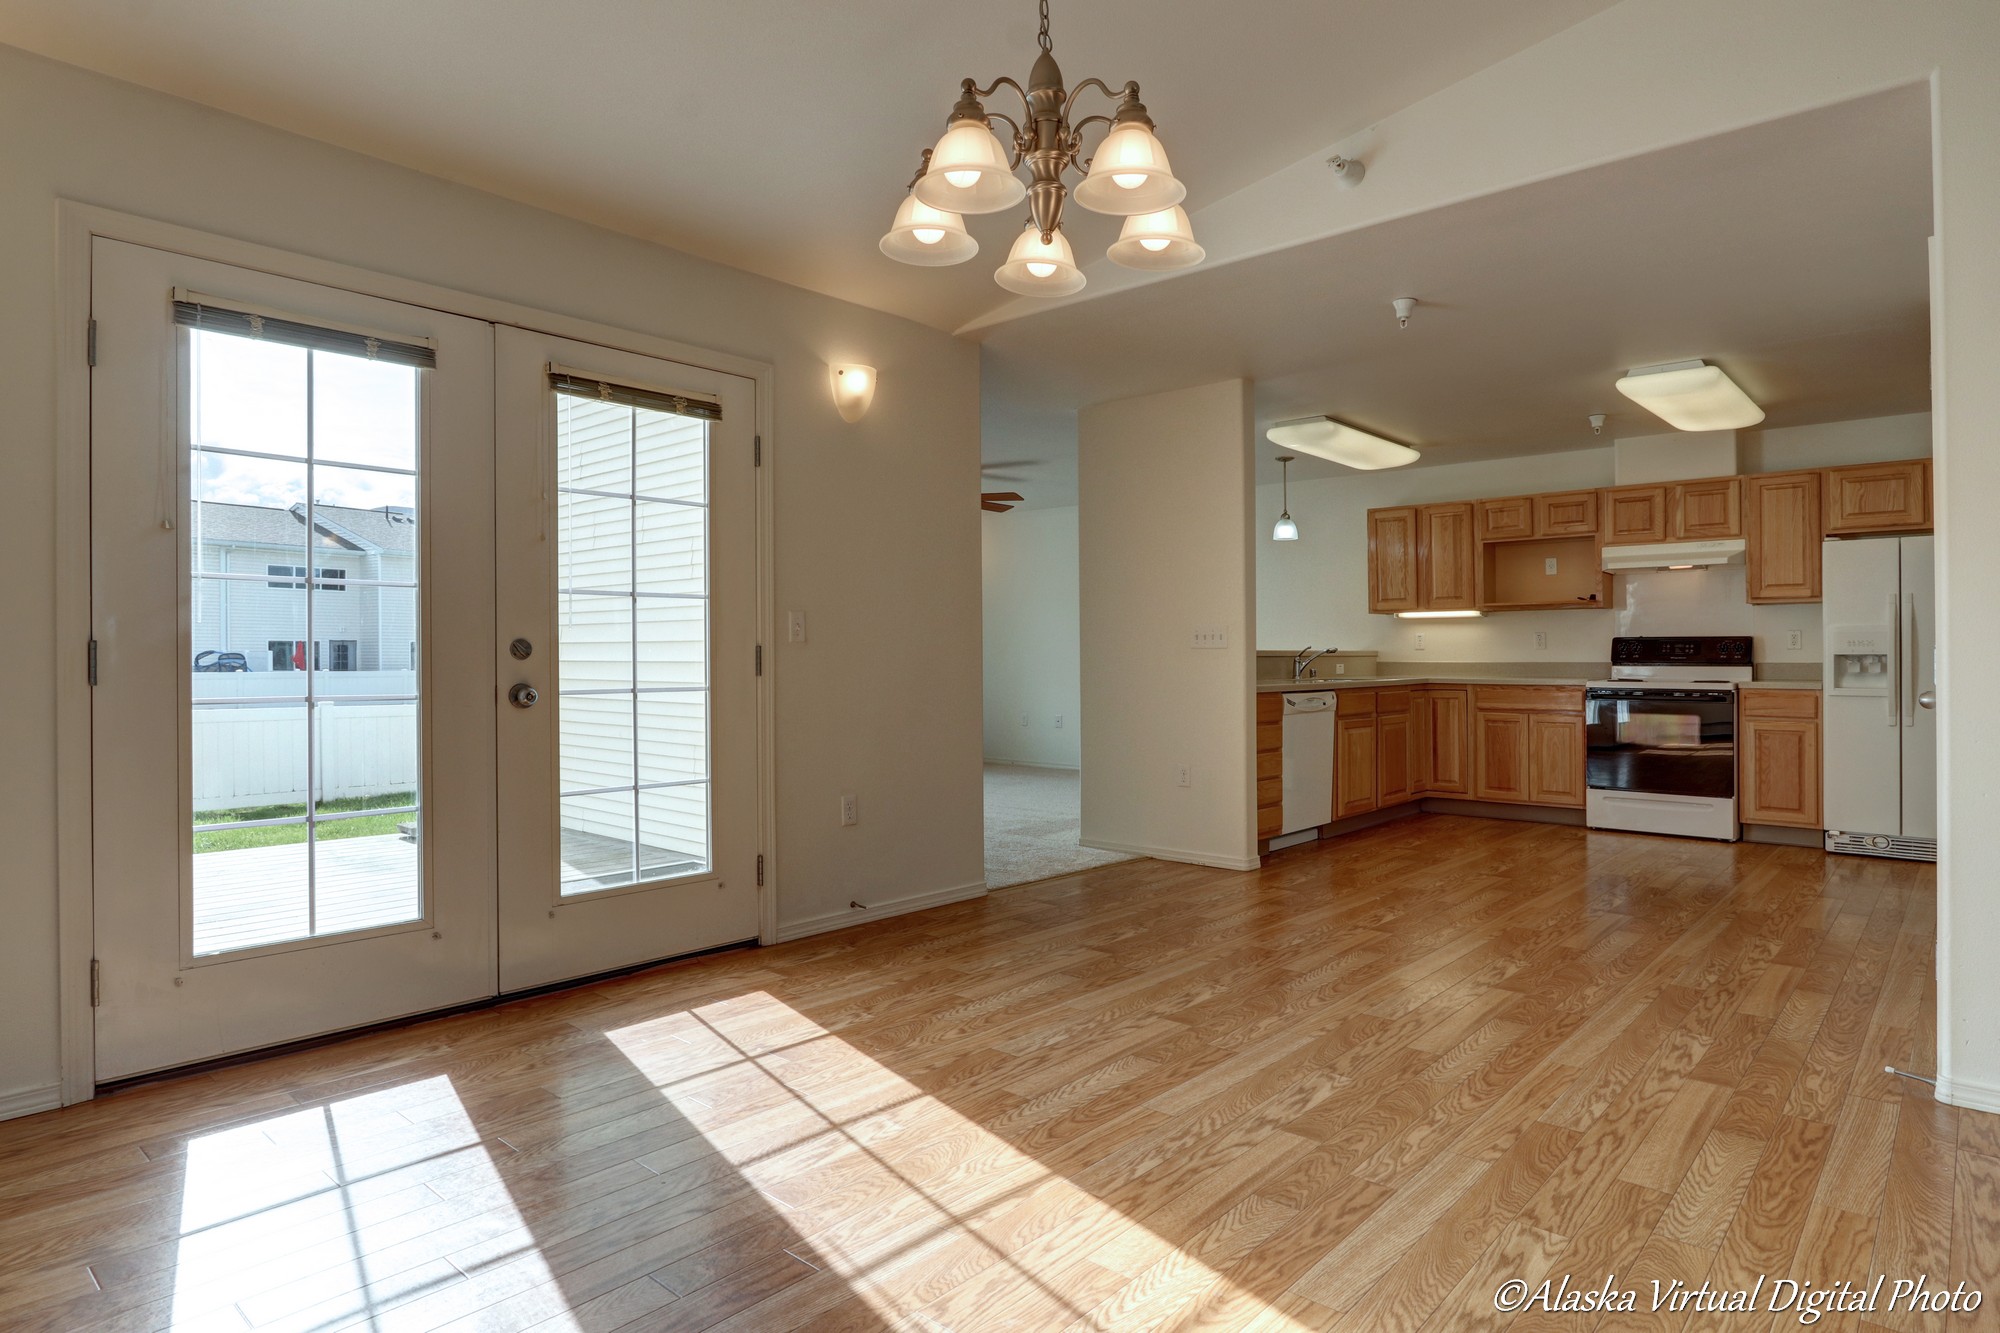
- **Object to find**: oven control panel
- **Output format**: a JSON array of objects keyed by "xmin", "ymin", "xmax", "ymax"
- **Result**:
[{"xmin": 1610, "ymin": 636, "xmax": 1753, "ymax": 667}]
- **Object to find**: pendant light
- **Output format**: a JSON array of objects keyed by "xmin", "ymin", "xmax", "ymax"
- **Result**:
[{"xmin": 1273, "ymin": 455, "xmax": 1300, "ymax": 541}]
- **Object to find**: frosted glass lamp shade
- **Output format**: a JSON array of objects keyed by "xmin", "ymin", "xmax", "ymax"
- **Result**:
[
  {"xmin": 1272, "ymin": 514, "xmax": 1299, "ymax": 542},
  {"xmin": 1614, "ymin": 362, "xmax": 1765, "ymax": 430},
  {"xmin": 995, "ymin": 225, "xmax": 1086, "ymax": 296},
  {"xmin": 830, "ymin": 364, "xmax": 877, "ymax": 423},
  {"xmin": 1265, "ymin": 417, "xmax": 1420, "ymax": 470},
  {"xmin": 879, "ymin": 195, "xmax": 978, "ymax": 265},
  {"xmin": 1073, "ymin": 121, "xmax": 1186, "ymax": 215},
  {"xmin": 1107, "ymin": 206, "xmax": 1205, "ymax": 270},
  {"xmin": 911, "ymin": 120, "xmax": 1026, "ymax": 214}
]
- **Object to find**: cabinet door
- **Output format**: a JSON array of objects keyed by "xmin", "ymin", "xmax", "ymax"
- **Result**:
[
  {"xmin": 1534, "ymin": 490, "xmax": 1600, "ymax": 537},
  {"xmin": 1673, "ymin": 476, "xmax": 1743, "ymax": 539},
  {"xmin": 1472, "ymin": 711, "xmax": 1529, "ymax": 803},
  {"xmin": 1745, "ymin": 471, "xmax": 1822, "ymax": 603},
  {"xmin": 1603, "ymin": 485, "xmax": 1669, "ymax": 544},
  {"xmin": 1824, "ymin": 459, "xmax": 1931, "ymax": 533},
  {"xmin": 1368, "ymin": 507, "xmax": 1420, "ymax": 613},
  {"xmin": 1526, "ymin": 713, "xmax": 1586, "ymax": 807},
  {"xmin": 1427, "ymin": 687, "xmax": 1470, "ymax": 795},
  {"xmin": 1478, "ymin": 496, "xmax": 1535, "ymax": 541},
  {"xmin": 1377, "ymin": 710, "xmax": 1413, "ymax": 807},
  {"xmin": 1418, "ymin": 503, "xmax": 1477, "ymax": 611},
  {"xmin": 1740, "ymin": 718, "xmax": 1822, "ymax": 827},
  {"xmin": 1337, "ymin": 716, "xmax": 1379, "ymax": 818}
]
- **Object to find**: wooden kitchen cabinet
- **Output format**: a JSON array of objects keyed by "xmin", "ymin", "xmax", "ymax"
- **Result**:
[
  {"xmin": 1367, "ymin": 507, "xmax": 1420, "ymax": 613},
  {"xmin": 1256, "ymin": 693, "xmax": 1283, "ymax": 840},
  {"xmin": 1823, "ymin": 459, "xmax": 1931, "ymax": 534},
  {"xmin": 1477, "ymin": 496, "xmax": 1535, "ymax": 541},
  {"xmin": 1671, "ymin": 476, "xmax": 1743, "ymax": 540},
  {"xmin": 1603, "ymin": 485, "xmax": 1669, "ymax": 544},
  {"xmin": 1418, "ymin": 503, "xmax": 1478, "ymax": 612},
  {"xmin": 1534, "ymin": 490, "xmax": 1600, "ymax": 537},
  {"xmin": 1472, "ymin": 711, "xmax": 1531, "ymax": 803},
  {"xmin": 1337, "ymin": 718, "xmax": 1379, "ymax": 819},
  {"xmin": 1376, "ymin": 690, "xmax": 1414, "ymax": 807},
  {"xmin": 1745, "ymin": 470, "xmax": 1822, "ymax": 603},
  {"xmin": 1413, "ymin": 686, "xmax": 1470, "ymax": 795},
  {"xmin": 1526, "ymin": 713, "xmax": 1586, "ymax": 807},
  {"xmin": 1739, "ymin": 689, "xmax": 1822, "ymax": 828}
]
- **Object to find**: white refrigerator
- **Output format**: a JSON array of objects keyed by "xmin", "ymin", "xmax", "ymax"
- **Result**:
[{"xmin": 1821, "ymin": 535, "xmax": 1937, "ymax": 860}]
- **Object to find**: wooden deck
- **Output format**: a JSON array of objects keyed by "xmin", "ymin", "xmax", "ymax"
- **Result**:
[
  {"xmin": 192, "ymin": 834, "xmax": 421, "ymax": 955},
  {"xmin": 3, "ymin": 814, "xmax": 1993, "ymax": 1331}
]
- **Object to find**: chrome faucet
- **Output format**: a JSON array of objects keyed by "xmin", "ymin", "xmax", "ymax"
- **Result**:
[{"xmin": 1293, "ymin": 645, "xmax": 1336, "ymax": 680}]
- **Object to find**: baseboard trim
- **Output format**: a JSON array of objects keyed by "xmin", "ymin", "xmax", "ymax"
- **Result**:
[
  {"xmin": 1743, "ymin": 824, "xmax": 1823, "ymax": 847},
  {"xmin": 1418, "ymin": 798, "xmax": 1587, "ymax": 827},
  {"xmin": 1934, "ymin": 1073, "xmax": 2000, "ymax": 1114},
  {"xmin": 1079, "ymin": 838, "xmax": 1259, "ymax": 872},
  {"xmin": 775, "ymin": 881, "xmax": 989, "ymax": 943},
  {"xmin": 0, "ymin": 1084, "xmax": 63, "ymax": 1123}
]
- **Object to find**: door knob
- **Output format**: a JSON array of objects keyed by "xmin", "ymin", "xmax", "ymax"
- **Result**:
[
  {"xmin": 508, "ymin": 683, "xmax": 539, "ymax": 709},
  {"xmin": 1918, "ymin": 689, "xmax": 1937, "ymax": 711}
]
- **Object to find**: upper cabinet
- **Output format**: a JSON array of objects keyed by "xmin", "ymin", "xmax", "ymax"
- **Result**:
[
  {"xmin": 1672, "ymin": 476, "xmax": 1743, "ymax": 540},
  {"xmin": 1476, "ymin": 496, "xmax": 1535, "ymax": 541},
  {"xmin": 1824, "ymin": 459, "xmax": 1931, "ymax": 534},
  {"xmin": 1604, "ymin": 485, "xmax": 1669, "ymax": 544},
  {"xmin": 1534, "ymin": 490, "xmax": 1599, "ymax": 537},
  {"xmin": 1370, "ymin": 502, "xmax": 1476, "ymax": 615},
  {"xmin": 1745, "ymin": 471, "xmax": 1822, "ymax": 603}
]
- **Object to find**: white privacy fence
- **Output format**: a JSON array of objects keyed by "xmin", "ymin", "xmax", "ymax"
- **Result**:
[{"xmin": 192, "ymin": 671, "xmax": 418, "ymax": 813}]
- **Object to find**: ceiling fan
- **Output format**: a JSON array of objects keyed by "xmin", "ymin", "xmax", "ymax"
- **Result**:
[{"xmin": 982, "ymin": 491, "xmax": 1025, "ymax": 513}]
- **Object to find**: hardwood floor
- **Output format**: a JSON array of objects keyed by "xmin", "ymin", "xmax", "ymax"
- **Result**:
[{"xmin": 2, "ymin": 814, "xmax": 1994, "ymax": 1331}]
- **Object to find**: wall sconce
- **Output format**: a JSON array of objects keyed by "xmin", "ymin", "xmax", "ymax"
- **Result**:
[{"xmin": 831, "ymin": 364, "xmax": 877, "ymax": 422}]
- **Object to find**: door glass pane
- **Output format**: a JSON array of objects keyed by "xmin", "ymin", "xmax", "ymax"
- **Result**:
[
  {"xmin": 187, "ymin": 329, "xmax": 424, "ymax": 955},
  {"xmin": 555, "ymin": 390, "xmax": 712, "ymax": 895}
]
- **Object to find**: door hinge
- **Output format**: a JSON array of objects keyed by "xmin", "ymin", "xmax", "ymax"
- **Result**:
[
  {"xmin": 90, "ymin": 959, "xmax": 101, "ymax": 1007},
  {"xmin": 755, "ymin": 644, "xmax": 763, "ymax": 676},
  {"xmin": 87, "ymin": 319, "xmax": 97, "ymax": 368},
  {"xmin": 754, "ymin": 434, "xmax": 762, "ymax": 467},
  {"xmin": 756, "ymin": 855, "xmax": 765, "ymax": 887},
  {"xmin": 87, "ymin": 638, "xmax": 98, "ymax": 686}
]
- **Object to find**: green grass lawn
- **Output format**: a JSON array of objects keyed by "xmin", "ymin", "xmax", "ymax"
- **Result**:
[{"xmin": 193, "ymin": 793, "xmax": 415, "ymax": 853}]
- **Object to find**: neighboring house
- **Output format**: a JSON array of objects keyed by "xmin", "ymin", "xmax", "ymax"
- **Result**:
[{"xmin": 191, "ymin": 501, "xmax": 418, "ymax": 673}]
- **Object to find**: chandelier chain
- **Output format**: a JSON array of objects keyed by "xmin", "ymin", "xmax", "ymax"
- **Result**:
[{"xmin": 1038, "ymin": 0, "xmax": 1052, "ymax": 52}]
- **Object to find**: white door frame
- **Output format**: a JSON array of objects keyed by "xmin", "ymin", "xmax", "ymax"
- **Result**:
[{"xmin": 53, "ymin": 201, "xmax": 779, "ymax": 1107}]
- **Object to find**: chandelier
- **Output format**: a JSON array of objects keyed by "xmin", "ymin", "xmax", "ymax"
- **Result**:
[{"xmin": 879, "ymin": 0, "xmax": 1204, "ymax": 295}]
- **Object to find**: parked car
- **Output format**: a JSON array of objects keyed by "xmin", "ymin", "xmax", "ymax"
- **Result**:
[{"xmin": 194, "ymin": 650, "xmax": 250, "ymax": 673}]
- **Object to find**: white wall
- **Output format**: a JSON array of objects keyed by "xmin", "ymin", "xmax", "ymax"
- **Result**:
[
  {"xmin": 982, "ymin": 506, "xmax": 1082, "ymax": 768},
  {"xmin": 0, "ymin": 45, "xmax": 983, "ymax": 1112},
  {"xmin": 1257, "ymin": 413, "xmax": 1932, "ymax": 668},
  {"xmin": 1079, "ymin": 381, "xmax": 1257, "ymax": 870}
]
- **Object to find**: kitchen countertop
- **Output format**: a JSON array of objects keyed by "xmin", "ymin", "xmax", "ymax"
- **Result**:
[
  {"xmin": 1258, "ymin": 676, "xmax": 1823, "ymax": 694},
  {"xmin": 1733, "ymin": 679, "xmax": 1824, "ymax": 690}
]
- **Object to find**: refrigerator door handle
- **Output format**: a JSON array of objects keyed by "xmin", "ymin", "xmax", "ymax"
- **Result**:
[
  {"xmin": 1886, "ymin": 593, "xmax": 1900, "ymax": 727},
  {"xmin": 1905, "ymin": 592, "xmax": 1919, "ymax": 727}
]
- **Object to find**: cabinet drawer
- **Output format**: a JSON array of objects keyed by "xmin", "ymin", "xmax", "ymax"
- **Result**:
[
  {"xmin": 1739, "ymin": 688, "xmax": 1820, "ymax": 720},
  {"xmin": 1258, "ymin": 805, "xmax": 1283, "ymax": 839},
  {"xmin": 1257, "ymin": 721, "xmax": 1282, "ymax": 753},
  {"xmin": 1472, "ymin": 685, "xmax": 1583, "ymax": 713},
  {"xmin": 1257, "ymin": 749, "xmax": 1283, "ymax": 781},
  {"xmin": 1257, "ymin": 692, "xmax": 1283, "ymax": 724},
  {"xmin": 1257, "ymin": 777, "xmax": 1284, "ymax": 810},
  {"xmin": 1375, "ymin": 688, "xmax": 1412, "ymax": 716},
  {"xmin": 1337, "ymin": 689, "xmax": 1377, "ymax": 717}
]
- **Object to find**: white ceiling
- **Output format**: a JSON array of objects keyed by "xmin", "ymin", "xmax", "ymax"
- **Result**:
[
  {"xmin": 0, "ymin": 0, "xmax": 1611, "ymax": 332},
  {"xmin": 978, "ymin": 84, "xmax": 1933, "ymax": 504}
]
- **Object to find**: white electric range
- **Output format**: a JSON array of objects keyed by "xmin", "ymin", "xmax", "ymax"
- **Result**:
[{"xmin": 1584, "ymin": 637, "xmax": 1753, "ymax": 842}]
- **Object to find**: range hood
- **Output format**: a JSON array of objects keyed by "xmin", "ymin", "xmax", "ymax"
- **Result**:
[{"xmin": 1600, "ymin": 538, "xmax": 1746, "ymax": 572}]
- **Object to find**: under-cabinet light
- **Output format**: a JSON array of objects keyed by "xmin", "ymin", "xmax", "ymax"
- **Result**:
[{"xmin": 1393, "ymin": 609, "xmax": 1485, "ymax": 619}]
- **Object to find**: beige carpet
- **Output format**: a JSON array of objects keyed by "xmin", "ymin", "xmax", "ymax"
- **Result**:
[{"xmin": 984, "ymin": 762, "xmax": 1137, "ymax": 890}]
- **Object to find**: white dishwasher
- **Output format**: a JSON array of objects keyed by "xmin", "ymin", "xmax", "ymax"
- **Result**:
[{"xmin": 1279, "ymin": 692, "xmax": 1336, "ymax": 834}]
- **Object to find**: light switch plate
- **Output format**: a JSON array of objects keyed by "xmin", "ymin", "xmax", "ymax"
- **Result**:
[
  {"xmin": 1191, "ymin": 626, "xmax": 1228, "ymax": 649},
  {"xmin": 1535, "ymin": 631, "xmax": 1548, "ymax": 650},
  {"xmin": 787, "ymin": 611, "xmax": 807, "ymax": 643},
  {"xmin": 840, "ymin": 794, "xmax": 858, "ymax": 826}
]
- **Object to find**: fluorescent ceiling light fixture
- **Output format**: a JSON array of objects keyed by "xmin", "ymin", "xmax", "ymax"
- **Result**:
[
  {"xmin": 1394, "ymin": 609, "xmax": 1484, "ymax": 619},
  {"xmin": 1614, "ymin": 360, "xmax": 1765, "ymax": 431},
  {"xmin": 1265, "ymin": 417, "xmax": 1420, "ymax": 470}
]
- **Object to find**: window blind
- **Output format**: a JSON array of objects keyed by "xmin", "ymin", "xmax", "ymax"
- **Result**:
[
  {"xmin": 172, "ymin": 300, "xmax": 436, "ymax": 368},
  {"xmin": 550, "ymin": 370, "xmax": 722, "ymax": 422}
]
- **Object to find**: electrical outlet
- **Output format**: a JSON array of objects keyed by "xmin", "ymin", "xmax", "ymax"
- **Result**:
[
  {"xmin": 1535, "ymin": 631, "xmax": 1548, "ymax": 650},
  {"xmin": 1544, "ymin": 557, "xmax": 1559, "ymax": 576},
  {"xmin": 1414, "ymin": 632, "xmax": 1426, "ymax": 651},
  {"xmin": 1177, "ymin": 765, "xmax": 1192, "ymax": 788},
  {"xmin": 1191, "ymin": 626, "xmax": 1228, "ymax": 649},
  {"xmin": 1335, "ymin": 662, "xmax": 1346, "ymax": 675},
  {"xmin": 1787, "ymin": 629, "xmax": 1803, "ymax": 651},
  {"xmin": 1053, "ymin": 714, "xmax": 1064, "ymax": 729},
  {"xmin": 840, "ymin": 794, "xmax": 858, "ymax": 826}
]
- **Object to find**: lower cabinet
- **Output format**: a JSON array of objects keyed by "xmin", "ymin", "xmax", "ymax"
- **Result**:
[
  {"xmin": 1414, "ymin": 687, "xmax": 1470, "ymax": 795},
  {"xmin": 1473, "ymin": 711, "xmax": 1532, "ymax": 803},
  {"xmin": 1336, "ymin": 706, "xmax": 1379, "ymax": 819},
  {"xmin": 1377, "ymin": 691, "xmax": 1414, "ymax": 807},
  {"xmin": 1739, "ymin": 689, "xmax": 1822, "ymax": 827},
  {"xmin": 1256, "ymin": 693, "xmax": 1283, "ymax": 839},
  {"xmin": 1526, "ymin": 713, "xmax": 1586, "ymax": 807},
  {"xmin": 1471, "ymin": 686, "xmax": 1586, "ymax": 806}
]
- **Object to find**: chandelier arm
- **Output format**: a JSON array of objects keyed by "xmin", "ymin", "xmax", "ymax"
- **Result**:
[
  {"xmin": 1066, "ymin": 114, "xmax": 1116, "ymax": 172},
  {"xmin": 983, "ymin": 110, "xmax": 1027, "ymax": 163},
  {"xmin": 970, "ymin": 75, "xmax": 1032, "ymax": 117},
  {"xmin": 1062, "ymin": 78, "xmax": 1137, "ymax": 122}
]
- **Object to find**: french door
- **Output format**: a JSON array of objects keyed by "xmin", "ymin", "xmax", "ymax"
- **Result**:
[
  {"xmin": 89, "ymin": 239, "xmax": 763, "ymax": 1083},
  {"xmin": 492, "ymin": 327, "xmax": 761, "ymax": 991}
]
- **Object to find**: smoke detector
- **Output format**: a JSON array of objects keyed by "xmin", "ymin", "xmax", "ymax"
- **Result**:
[{"xmin": 1391, "ymin": 297, "xmax": 1417, "ymax": 329}]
